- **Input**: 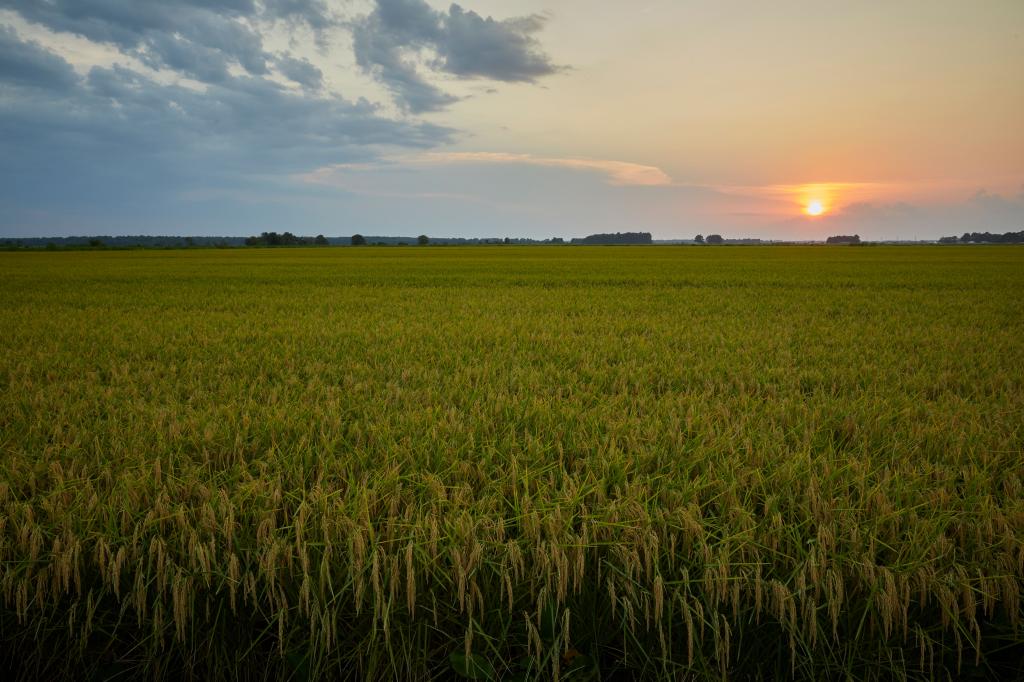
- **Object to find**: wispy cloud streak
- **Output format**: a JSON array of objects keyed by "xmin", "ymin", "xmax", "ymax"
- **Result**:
[{"xmin": 303, "ymin": 152, "xmax": 673, "ymax": 188}]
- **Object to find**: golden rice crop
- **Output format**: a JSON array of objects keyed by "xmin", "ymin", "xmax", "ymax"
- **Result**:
[{"xmin": 1, "ymin": 245, "xmax": 1022, "ymax": 680}]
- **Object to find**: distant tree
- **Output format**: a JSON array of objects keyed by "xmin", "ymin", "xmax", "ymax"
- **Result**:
[
  {"xmin": 314, "ymin": 234, "xmax": 329, "ymax": 246},
  {"xmin": 351, "ymin": 234, "xmax": 366, "ymax": 246},
  {"xmin": 244, "ymin": 231, "xmax": 309, "ymax": 246},
  {"xmin": 503, "ymin": 237, "xmax": 511, "ymax": 244},
  {"xmin": 88, "ymin": 238, "xmax": 105, "ymax": 248},
  {"xmin": 570, "ymin": 232, "xmax": 653, "ymax": 245},
  {"xmin": 957, "ymin": 230, "xmax": 1024, "ymax": 244},
  {"xmin": 938, "ymin": 236, "xmax": 959, "ymax": 244},
  {"xmin": 185, "ymin": 237, "xmax": 195, "ymax": 247},
  {"xmin": 45, "ymin": 242, "xmax": 58, "ymax": 251},
  {"xmin": 825, "ymin": 234, "xmax": 861, "ymax": 245},
  {"xmin": 694, "ymin": 234, "xmax": 705, "ymax": 244},
  {"xmin": 705, "ymin": 234, "xmax": 724, "ymax": 245},
  {"xmin": 418, "ymin": 234, "xmax": 430, "ymax": 245}
]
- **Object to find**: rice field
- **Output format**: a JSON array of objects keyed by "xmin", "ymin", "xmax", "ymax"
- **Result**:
[{"xmin": 1, "ymin": 245, "xmax": 1022, "ymax": 680}]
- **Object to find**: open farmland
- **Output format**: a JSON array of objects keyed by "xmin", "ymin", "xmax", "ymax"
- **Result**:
[{"xmin": 1, "ymin": 246, "xmax": 1022, "ymax": 680}]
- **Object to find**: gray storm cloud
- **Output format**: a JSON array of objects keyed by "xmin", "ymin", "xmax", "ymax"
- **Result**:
[
  {"xmin": 0, "ymin": 0, "xmax": 566, "ymax": 234},
  {"xmin": 0, "ymin": 24, "xmax": 79, "ymax": 90},
  {"xmin": 351, "ymin": 0, "xmax": 562, "ymax": 112}
]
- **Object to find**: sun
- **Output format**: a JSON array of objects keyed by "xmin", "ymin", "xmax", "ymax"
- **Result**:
[{"xmin": 805, "ymin": 200, "xmax": 825, "ymax": 216}]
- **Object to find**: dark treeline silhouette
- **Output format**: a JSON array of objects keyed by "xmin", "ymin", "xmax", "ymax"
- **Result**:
[
  {"xmin": 2, "ymin": 233, "xmax": 577, "ymax": 251},
  {"xmin": 245, "ymin": 232, "xmax": 329, "ymax": 246},
  {"xmin": 347, "ymin": 235, "xmax": 566, "ymax": 246},
  {"xmin": 691, "ymin": 235, "xmax": 761, "ymax": 244},
  {"xmin": 2, "ymin": 235, "xmax": 248, "ymax": 248},
  {"xmin": 570, "ymin": 232, "xmax": 653, "ymax": 245},
  {"xmin": 8, "ymin": 230, "xmax": 1023, "ymax": 250},
  {"xmin": 955, "ymin": 231, "xmax": 1024, "ymax": 244},
  {"xmin": 826, "ymin": 234, "xmax": 861, "ymax": 244}
]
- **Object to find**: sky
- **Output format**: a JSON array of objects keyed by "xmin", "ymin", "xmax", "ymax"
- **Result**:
[{"xmin": 1, "ymin": 0, "xmax": 1022, "ymax": 240}]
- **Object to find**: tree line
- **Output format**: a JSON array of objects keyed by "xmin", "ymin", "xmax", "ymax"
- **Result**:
[
  {"xmin": 570, "ymin": 232, "xmax": 653, "ymax": 245},
  {"xmin": 244, "ymin": 232, "xmax": 329, "ymax": 246},
  {"xmin": 8, "ymin": 229, "xmax": 1022, "ymax": 251},
  {"xmin": 943, "ymin": 231, "xmax": 1024, "ymax": 244},
  {"xmin": 826, "ymin": 235, "xmax": 861, "ymax": 244}
]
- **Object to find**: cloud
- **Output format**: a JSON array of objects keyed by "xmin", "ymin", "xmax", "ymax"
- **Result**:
[
  {"xmin": 300, "ymin": 152, "xmax": 673, "ymax": 188},
  {"xmin": 137, "ymin": 30, "xmax": 237, "ymax": 83},
  {"xmin": 756, "ymin": 190, "xmax": 1024, "ymax": 241},
  {"xmin": 0, "ymin": 21, "xmax": 454, "ymax": 235},
  {"xmin": 0, "ymin": 24, "xmax": 79, "ymax": 90},
  {"xmin": 411, "ymin": 152, "xmax": 673, "ymax": 186},
  {"xmin": 275, "ymin": 54, "xmax": 323, "ymax": 90},
  {"xmin": 0, "ymin": 0, "xmax": 564, "ymax": 236},
  {"xmin": 436, "ymin": 6, "xmax": 559, "ymax": 82},
  {"xmin": 968, "ymin": 187, "xmax": 1024, "ymax": 214},
  {"xmin": 0, "ymin": 0, "xmax": 333, "ymax": 84},
  {"xmin": 702, "ymin": 179, "xmax": 1024, "ymax": 226},
  {"xmin": 709, "ymin": 181, "xmax": 891, "ymax": 216},
  {"xmin": 263, "ymin": 0, "xmax": 333, "ymax": 30},
  {"xmin": 351, "ymin": 15, "xmax": 459, "ymax": 114},
  {"xmin": 351, "ymin": 0, "xmax": 561, "ymax": 112}
]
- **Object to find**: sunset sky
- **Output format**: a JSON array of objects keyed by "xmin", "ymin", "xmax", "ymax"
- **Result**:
[{"xmin": 1, "ymin": 0, "xmax": 1022, "ymax": 240}]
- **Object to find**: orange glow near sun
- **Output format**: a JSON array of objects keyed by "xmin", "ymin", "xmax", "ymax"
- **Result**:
[{"xmin": 805, "ymin": 199, "xmax": 825, "ymax": 216}]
